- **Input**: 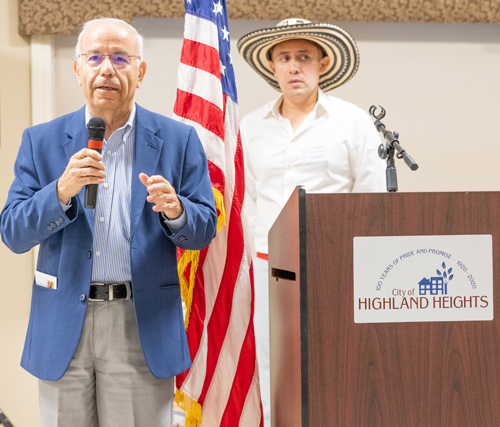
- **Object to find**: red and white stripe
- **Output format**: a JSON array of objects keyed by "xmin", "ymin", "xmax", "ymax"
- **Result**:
[{"xmin": 173, "ymin": 10, "xmax": 262, "ymax": 427}]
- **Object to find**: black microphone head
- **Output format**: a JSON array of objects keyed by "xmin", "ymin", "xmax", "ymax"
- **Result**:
[{"xmin": 87, "ymin": 117, "xmax": 106, "ymax": 141}]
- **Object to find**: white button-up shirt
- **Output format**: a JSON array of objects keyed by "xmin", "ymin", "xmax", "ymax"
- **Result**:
[{"xmin": 241, "ymin": 89, "xmax": 386, "ymax": 254}]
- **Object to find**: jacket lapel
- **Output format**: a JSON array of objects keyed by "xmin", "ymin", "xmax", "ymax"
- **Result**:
[
  {"xmin": 62, "ymin": 107, "xmax": 95, "ymax": 232},
  {"xmin": 130, "ymin": 105, "xmax": 164, "ymax": 240}
]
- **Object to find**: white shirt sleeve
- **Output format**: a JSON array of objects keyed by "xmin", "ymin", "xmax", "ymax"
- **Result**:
[
  {"xmin": 350, "ymin": 110, "xmax": 387, "ymax": 193},
  {"xmin": 161, "ymin": 209, "xmax": 187, "ymax": 232}
]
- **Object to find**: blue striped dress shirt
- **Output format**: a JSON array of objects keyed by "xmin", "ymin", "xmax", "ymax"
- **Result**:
[{"xmin": 87, "ymin": 106, "xmax": 136, "ymax": 282}]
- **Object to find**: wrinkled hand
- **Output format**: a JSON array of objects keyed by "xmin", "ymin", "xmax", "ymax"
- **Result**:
[
  {"xmin": 139, "ymin": 173, "xmax": 184, "ymax": 219},
  {"xmin": 57, "ymin": 148, "xmax": 106, "ymax": 204}
]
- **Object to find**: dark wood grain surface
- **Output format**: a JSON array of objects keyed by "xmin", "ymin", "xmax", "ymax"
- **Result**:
[
  {"xmin": 269, "ymin": 190, "xmax": 500, "ymax": 427},
  {"xmin": 304, "ymin": 192, "xmax": 500, "ymax": 427},
  {"xmin": 269, "ymin": 187, "xmax": 305, "ymax": 427}
]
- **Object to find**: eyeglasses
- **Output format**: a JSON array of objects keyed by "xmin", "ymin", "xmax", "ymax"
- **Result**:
[{"xmin": 79, "ymin": 53, "xmax": 140, "ymax": 68}]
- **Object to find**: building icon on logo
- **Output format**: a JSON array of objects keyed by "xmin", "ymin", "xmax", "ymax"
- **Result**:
[
  {"xmin": 419, "ymin": 262, "xmax": 454, "ymax": 296},
  {"xmin": 419, "ymin": 277, "xmax": 446, "ymax": 295}
]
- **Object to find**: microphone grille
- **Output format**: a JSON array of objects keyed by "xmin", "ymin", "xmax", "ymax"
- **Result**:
[{"xmin": 87, "ymin": 117, "xmax": 106, "ymax": 141}]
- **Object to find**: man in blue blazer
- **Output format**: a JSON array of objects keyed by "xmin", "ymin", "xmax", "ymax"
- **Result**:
[{"xmin": 0, "ymin": 18, "xmax": 217, "ymax": 427}]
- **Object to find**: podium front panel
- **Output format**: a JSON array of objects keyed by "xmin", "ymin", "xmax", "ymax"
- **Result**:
[{"xmin": 269, "ymin": 189, "xmax": 500, "ymax": 427}]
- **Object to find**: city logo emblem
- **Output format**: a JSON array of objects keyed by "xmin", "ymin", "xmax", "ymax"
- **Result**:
[
  {"xmin": 419, "ymin": 262, "xmax": 454, "ymax": 296},
  {"xmin": 353, "ymin": 235, "xmax": 493, "ymax": 323}
]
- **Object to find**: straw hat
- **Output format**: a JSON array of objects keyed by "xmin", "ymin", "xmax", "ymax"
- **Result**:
[{"xmin": 237, "ymin": 18, "xmax": 360, "ymax": 92}]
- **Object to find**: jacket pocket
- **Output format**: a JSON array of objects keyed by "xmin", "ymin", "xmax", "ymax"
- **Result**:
[{"xmin": 159, "ymin": 282, "xmax": 180, "ymax": 289}]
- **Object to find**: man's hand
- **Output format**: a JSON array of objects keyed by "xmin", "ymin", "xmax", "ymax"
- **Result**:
[
  {"xmin": 139, "ymin": 173, "xmax": 184, "ymax": 219},
  {"xmin": 57, "ymin": 149, "xmax": 106, "ymax": 204}
]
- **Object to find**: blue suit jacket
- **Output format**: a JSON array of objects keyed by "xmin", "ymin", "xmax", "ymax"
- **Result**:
[{"xmin": 0, "ymin": 105, "xmax": 217, "ymax": 381}]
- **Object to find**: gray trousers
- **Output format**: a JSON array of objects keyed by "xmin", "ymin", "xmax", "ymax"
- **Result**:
[{"xmin": 39, "ymin": 299, "xmax": 174, "ymax": 427}]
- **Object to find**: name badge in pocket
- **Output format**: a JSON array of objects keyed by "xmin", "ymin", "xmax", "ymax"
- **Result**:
[
  {"xmin": 304, "ymin": 145, "xmax": 328, "ymax": 163},
  {"xmin": 35, "ymin": 270, "xmax": 58, "ymax": 289}
]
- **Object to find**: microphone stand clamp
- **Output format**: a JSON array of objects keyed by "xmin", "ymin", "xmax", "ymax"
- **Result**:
[{"xmin": 369, "ymin": 105, "xmax": 419, "ymax": 193}]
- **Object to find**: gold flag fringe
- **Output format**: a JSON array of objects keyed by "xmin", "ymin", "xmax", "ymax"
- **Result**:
[
  {"xmin": 175, "ymin": 389, "xmax": 202, "ymax": 427},
  {"xmin": 212, "ymin": 187, "xmax": 225, "ymax": 234},
  {"xmin": 178, "ymin": 249, "xmax": 200, "ymax": 329},
  {"xmin": 175, "ymin": 187, "xmax": 226, "ymax": 426}
]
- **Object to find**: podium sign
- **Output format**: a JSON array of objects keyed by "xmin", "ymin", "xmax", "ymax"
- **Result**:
[
  {"xmin": 268, "ymin": 188, "xmax": 500, "ymax": 427},
  {"xmin": 354, "ymin": 235, "xmax": 493, "ymax": 323}
]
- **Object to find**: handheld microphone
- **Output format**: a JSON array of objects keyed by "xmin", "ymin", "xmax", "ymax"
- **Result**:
[{"xmin": 84, "ymin": 117, "xmax": 106, "ymax": 209}]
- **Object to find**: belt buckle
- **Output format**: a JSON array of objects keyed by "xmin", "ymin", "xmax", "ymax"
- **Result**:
[
  {"xmin": 124, "ymin": 282, "xmax": 132, "ymax": 301},
  {"xmin": 89, "ymin": 282, "xmax": 132, "ymax": 301},
  {"xmin": 89, "ymin": 282, "xmax": 106, "ymax": 302}
]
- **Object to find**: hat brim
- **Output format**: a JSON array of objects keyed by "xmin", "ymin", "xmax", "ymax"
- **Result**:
[{"xmin": 237, "ymin": 22, "xmax": 360, "ymax": 92}]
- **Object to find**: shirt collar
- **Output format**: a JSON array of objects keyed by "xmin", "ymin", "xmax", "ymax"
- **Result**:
[
  {"xmin": 264, "ymin": 88, "xmax": 330, "ymax": 120},
  {"xmin": 315, "ymin": 89, "xmax": 330, "ymax": 117},
  {"xmin": 267, "ymin": 96, "xmax": 284, "ymax": 119},
  {"xmin": 84, "ymin": 104, "xmax": 137, "ymax": 141}
]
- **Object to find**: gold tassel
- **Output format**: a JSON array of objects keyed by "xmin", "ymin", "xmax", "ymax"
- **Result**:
[
  {"xmin": 178, "ymin": 249, "xmax": 200, "ymax": 328},
  {"xmin": 175, "ymin": 389, "xmax": 202, "ymax": 427},
  {"xmin": 177, "ymin": 187, "xmax": 226, "ymax": 328},
  {"xmin": 212, "ymin": 187, "xmax": 226, "ymax": 233}
]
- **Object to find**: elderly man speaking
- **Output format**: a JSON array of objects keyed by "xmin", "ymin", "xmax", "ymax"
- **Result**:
[{"xmin": 0, "ymin": 18, "xmax": 217, "ymax": 427}]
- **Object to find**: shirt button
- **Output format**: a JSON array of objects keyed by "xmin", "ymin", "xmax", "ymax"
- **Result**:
[
  {"xmin": 96, "ymin": 251, "xmax": 101, "ymax": 256},
  {"xmin": 103, "ymin": 183, "xmax": 109, "ymax": 188},
  {"xmin": 286, "ymin": 164, "xmax": 291, "ymax": 170},
  {"xmin": 99, "ymin": 217, "xmax": 105, "ymax": 222},
  {"xmin": 107, "ymin": 150, "xmax": 112, "ymax": 155},
  {"xmin": 79, "ymin": 294, "xmax": 86, "ymax": 302},
  {"xmin": 86, "ymin": 251, "xmax": 92, "ymax": 259}
]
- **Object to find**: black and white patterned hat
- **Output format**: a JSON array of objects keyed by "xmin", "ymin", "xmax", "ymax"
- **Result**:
[{"xmin": 237, "ymin": 18, "xmax": 360, "ymax": 92}]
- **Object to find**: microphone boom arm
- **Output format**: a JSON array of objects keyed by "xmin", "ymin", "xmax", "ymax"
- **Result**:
[{"xmin": 369, "ymin": 105, "xmax": 419, "ymax": 193}]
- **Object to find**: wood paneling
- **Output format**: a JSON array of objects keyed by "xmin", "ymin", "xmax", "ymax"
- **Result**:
[{"xmin": 270, "ymin": 190, "xmax": 500, "ymax": 427}]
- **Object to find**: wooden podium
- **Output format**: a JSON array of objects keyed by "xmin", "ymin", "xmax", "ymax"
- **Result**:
[{"xmin": 268, "ymin": 187, "xmax": 500, "ymax": 427}]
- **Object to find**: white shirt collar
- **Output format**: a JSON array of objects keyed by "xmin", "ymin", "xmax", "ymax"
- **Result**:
[
  {"xmin": 84, "ymin": 104, "xmax": 137, "ymax": 141},
  {"xmin": 315, "ymin": 88, "xmax": 330, "ymax": 117},
  {"xmin": 264, "ymin": 88, "xmax": 330, "ymax": 120}
]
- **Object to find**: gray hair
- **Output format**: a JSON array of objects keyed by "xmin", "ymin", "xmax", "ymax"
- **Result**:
[{"xmin": 75, "ymin": 18, "xmax": 144, "ymax": 61}]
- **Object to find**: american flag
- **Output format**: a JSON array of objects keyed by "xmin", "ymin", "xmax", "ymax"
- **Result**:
[{"xmin": 172, "ymin": 0, "xmax": 263, "ymax": 426}]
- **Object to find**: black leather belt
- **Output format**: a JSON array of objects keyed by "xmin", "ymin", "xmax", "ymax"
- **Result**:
[{"xmin": 89, "ymin": 282, "xmax": 132, "ymax": 301}]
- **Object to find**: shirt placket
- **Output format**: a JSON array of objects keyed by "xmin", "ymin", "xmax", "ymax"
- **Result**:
[
  {"xmin": 282, "ymin": 115, "xmax": 314, "ymax": 202},
  {"xmin": 92, "ymin": 136, "xmax": 118, "ymax": 281}
]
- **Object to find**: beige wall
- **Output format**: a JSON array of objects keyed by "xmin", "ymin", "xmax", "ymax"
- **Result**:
[
  {"xmin": 1, "ymin": 12, "xmax": 500, "ymax": 427},
  {"xmin": 0, "ymin": 0, "xmax": 40, "ymax": 426}
]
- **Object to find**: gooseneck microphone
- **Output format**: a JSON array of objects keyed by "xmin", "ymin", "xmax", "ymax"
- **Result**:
[{"xmin": 84, "ymin": 117, "xmax": 106, "ymax": 209}]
